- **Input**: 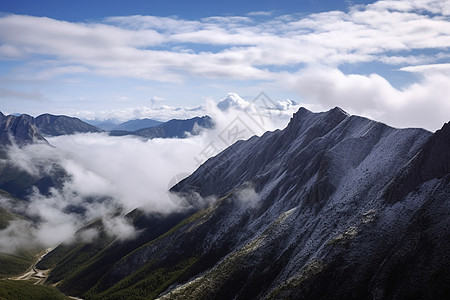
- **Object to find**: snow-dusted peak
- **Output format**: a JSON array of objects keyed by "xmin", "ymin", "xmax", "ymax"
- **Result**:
[
  {"xmin": 285, "ymin": 106, "xmax": 349, "ymax": 138},
  {"xmin": 217, "ymin": 92, "xmax": 249, "ymax": 111}
]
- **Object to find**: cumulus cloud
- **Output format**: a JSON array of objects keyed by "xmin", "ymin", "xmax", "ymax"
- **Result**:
[
  {"xmin": 286, "ymin": 66, "xmax": 450, "ymax": 131},
  {"xmin": 217, "ymin": 93, "xmax": 249, "ymax": 111}
]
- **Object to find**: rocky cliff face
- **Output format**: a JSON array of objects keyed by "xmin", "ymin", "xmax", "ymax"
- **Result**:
[{"xmin": 42, "ymin": 107, "xmax": 450, "ymax": 300}]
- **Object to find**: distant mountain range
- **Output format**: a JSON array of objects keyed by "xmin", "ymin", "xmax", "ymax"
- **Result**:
[
  {"xmin": 85, "ymin": 118, "xmax": 163, "ymax": 131},
  {"xmin": 0, "ymin": 112, "xmax": 214, "ymax": 147},
  {"xmin": 27, "ymin": 107, "xmax": 450, "ymax": 299},
  {"xmin": 109, "ymin": 116, "xmax": 213, "ymax": 139},
  {"xmin": 34, "ymin": 113, "xmax": 101, "ymax": 136},
  {"xmin": 84, "ymin": 118, "xmax": 121, "ymax": 131},
  {"xmin": 110, "ymin": 118, "xmax": 163, "ymax": 131}
]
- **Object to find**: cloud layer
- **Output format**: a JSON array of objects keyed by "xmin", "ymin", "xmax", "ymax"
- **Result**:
[{"xmin": 0, "ymin": 100, "xmax": 296, "ymax": 252}]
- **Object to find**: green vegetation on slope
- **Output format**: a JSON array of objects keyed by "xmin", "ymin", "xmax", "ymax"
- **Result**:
[
  {"xmin": 0, "ymin": 280, "xmax": 70, "ymax": 300},
  {"xmin": 88, "ymin": 257, "xmax": 198, "ymax": 300},
  {"xmin": 0, "ymin": 253, "xmax": 35, "ymax": 278}
]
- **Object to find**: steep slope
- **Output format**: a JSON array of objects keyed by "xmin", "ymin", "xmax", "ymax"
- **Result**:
[
  {"xmin": 37, "ymin": 208, "xmax": 196, "ymax": 297},
  {"xmin": 35, "ymin": 113, "xmax": 102, "ymax": 136},
  {"xmin": 111, "ymin": 118, "xmax": 163, "ymax": 131},
  {"xmin": 45, "ymin": 107, "xmax": 450, "ymax": 300},
  {"xmin": 158, "ymin": 107, "xmax": 435, "ymax": 299},
  {"xmin": 109, "ymin": 116, "xmax": 213, "ymax": 138}
]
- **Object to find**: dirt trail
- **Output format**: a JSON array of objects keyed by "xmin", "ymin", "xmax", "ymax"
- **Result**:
[{"xmin": 10, "ymin": 247, "xmax": 55, "ymax": 284}]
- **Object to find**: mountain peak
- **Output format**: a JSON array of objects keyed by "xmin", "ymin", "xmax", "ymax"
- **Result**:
[
  {"xmin": 285, "ymin": 106, "xmax": 348, "ymax": 142},
  {"xmin": 329, "ymin": 106, "xmax": 349, "ymax": 116}
]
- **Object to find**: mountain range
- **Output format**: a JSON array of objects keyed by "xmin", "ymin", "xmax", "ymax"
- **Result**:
[
  {"xmin": 0, "ymin": 112, "xmax": 100, "ymax": 146},
  {"xmin": 0, "ymin": 112, "xmax": 214, "ymax": 147},
  {"xmin": 109, "ymin": 118, "xmax": 163, "ymax": 131},
  {"xmin": 20, "ymin": 107, "xmax": 449, "ymax": 299},
  {"xmin": 109, "ymin": 116, "xmax": 213, "ymax": 139}
]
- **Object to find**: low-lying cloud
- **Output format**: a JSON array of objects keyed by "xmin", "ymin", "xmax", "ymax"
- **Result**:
[{"xmin": 0, "ymin": 98, "xmax": 296, "ymax": 252}]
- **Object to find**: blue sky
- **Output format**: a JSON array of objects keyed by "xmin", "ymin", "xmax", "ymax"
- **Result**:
[
  {"xmin": 1, "ymin": 0, "xmax": 375, "ymax": 20},
  {"xmin": 0, "ymin": 0, "xmax": 449, "ymax": 130}
]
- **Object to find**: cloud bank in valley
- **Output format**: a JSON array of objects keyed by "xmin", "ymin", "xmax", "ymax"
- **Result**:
[
  {"xmin": 0, "ymin": 134, "xmax": 203, "ymax": 252},
  {"xmin": 0, "ymin": 98, "xmax": 296, "ymax": 252}
]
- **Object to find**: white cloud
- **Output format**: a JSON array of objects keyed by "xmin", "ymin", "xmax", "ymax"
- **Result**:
[
  {"xmin": 73, "ymin": 104, "xmax": 207, "ymax": 122},
  {"xmin": 1, "ymin": 1, "xmax": 449, "ymax": 83},
  {"xmin": 272, "ymin": 99, "xmax": 298, "ymax": 111},
  {"xmin": 286, "ymin": 66, "xmax": 450, "ymax": 131},
  {"xmin": 0, "ymin": 220, "xmax": 35, "ymax": 254},
  {"xmin": 2, "ymin": 132, "xmax": 207, "ymax": 247},
  {"xmin": 217, "ymin": 92, "xmax": 250, "ymax": 111},
  {"xmin": 368, "ymin": 0, "xmax": 450, "ymax": 15},
  {"xmin": 399, "ymin": 63, "xmax": 450, "ymax": 75},
  {"xmin": 102, "ymin": 216, "xmax": 138, "ymax": 241}
]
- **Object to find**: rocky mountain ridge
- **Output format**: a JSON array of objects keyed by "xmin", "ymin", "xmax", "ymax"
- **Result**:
[
  {"xmin": 0, "ymin": 112, "xmax": 47, "ymax": 146},
  {"xmin": 36, "ymin": 106, "xmax": 450, "ymax": 299}
]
